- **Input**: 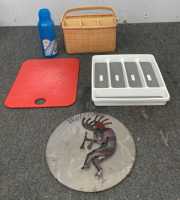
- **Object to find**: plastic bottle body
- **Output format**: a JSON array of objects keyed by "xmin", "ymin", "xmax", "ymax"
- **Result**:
[{"xmin": 38, "ymin": 9, "xmax": 58, "ymax": 58}]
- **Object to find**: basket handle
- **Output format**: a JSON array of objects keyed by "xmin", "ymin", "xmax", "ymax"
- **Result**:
[{"xmin": 60, "ymin": 6, "xmax": 119, "ymax": 24}]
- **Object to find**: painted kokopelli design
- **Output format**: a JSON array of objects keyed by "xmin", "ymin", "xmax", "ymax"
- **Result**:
[{"xmin": 80, "ymin": 115, "xmax": 116, "ymax": 178}]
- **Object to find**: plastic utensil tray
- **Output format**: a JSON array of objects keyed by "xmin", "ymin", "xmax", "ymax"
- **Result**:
[{"xmin": 92, "ymin": 54, "xmax": 170, "ymax": 106}]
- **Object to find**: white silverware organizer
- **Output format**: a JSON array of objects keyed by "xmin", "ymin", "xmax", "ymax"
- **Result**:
[{"xmin": 92, "ymin": 54, "xmax": 170, "ymax": 106}]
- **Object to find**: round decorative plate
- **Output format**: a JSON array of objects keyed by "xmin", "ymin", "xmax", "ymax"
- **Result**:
[{"xmin": 46, "ymin": 112, "xmax": 136, "ymax": 192}]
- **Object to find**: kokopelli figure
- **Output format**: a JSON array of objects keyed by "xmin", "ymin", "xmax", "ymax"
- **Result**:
[{"xmin": 80, "ymin": 115, "xmax": 116, "ymax": 179}]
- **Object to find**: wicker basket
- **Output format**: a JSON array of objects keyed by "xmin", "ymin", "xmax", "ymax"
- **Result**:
[{"xmin": 60, "ymin": 6, "xmax": 119, "ymax": 54}]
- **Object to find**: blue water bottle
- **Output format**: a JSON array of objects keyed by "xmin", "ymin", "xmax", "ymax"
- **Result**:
[{"xmin": 38, "ymin": 8, "xmax": 58, "ymax": 58}]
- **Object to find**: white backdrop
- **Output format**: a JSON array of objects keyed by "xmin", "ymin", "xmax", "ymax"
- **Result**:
[{"xmin": 0, "ymin": 0, "xmax": 180, "ymax": 26}]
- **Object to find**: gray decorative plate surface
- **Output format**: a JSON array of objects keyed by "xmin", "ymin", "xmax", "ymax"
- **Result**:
[{"xmin": 46, "ymin": 112, "xmax": 136, "ymax": 192}]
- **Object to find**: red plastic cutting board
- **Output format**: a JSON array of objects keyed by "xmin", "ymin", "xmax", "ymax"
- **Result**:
[{"xmin": 5, "ymin": 58, "xmax": 79, "ymax": 108}]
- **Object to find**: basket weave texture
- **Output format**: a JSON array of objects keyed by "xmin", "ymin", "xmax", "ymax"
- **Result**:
[{"xmin": 61, "ymin": 6, "xmax": 119, "ymax": 54}]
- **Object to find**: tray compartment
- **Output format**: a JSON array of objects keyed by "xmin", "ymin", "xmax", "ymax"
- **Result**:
[
  {"xmin": 124, "ymin": 62, "xmax": 142, "ymax": 87},
  {"xmin": 110, "ymin": 62, "xmax": 125, "ymax": 88},
  {"xmin": 92, "ymin": 88, "xmax": 166, "ymax": 98},
  {"xmin": 95, "ymin": 63, "xmax": 109, "ymax": 88},
  {"xmin": 140, "ymin": 62, "xmax": 160, "ymax": 87}
]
